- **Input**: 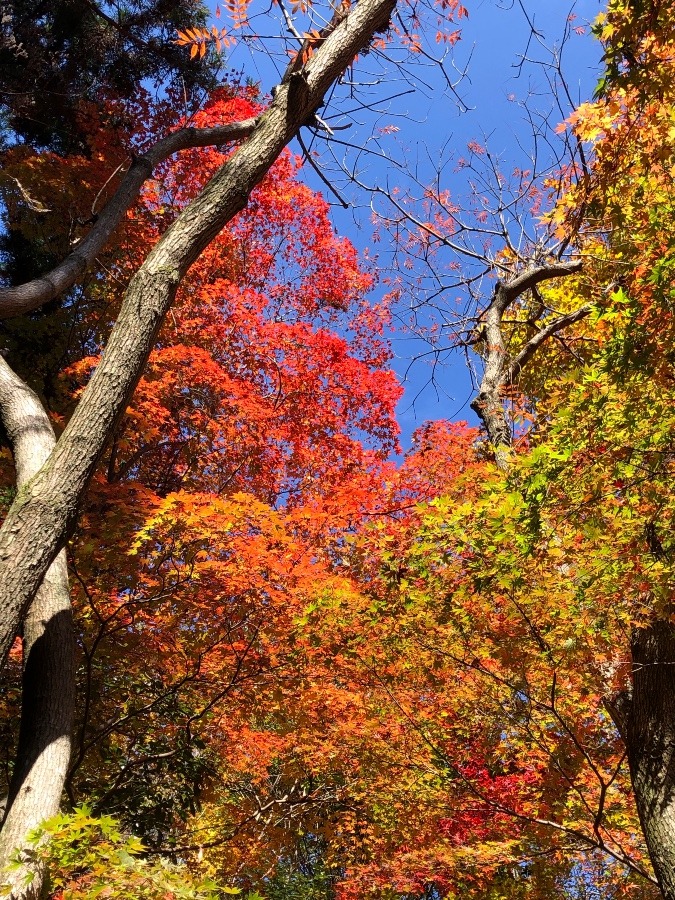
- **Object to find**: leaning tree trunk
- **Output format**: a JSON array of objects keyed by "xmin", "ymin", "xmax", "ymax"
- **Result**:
[
  {"xmin": 0, "ymin": 359, "xmax": 74, "ymax": 899},
  {"xmin": 0, "ymin": 0, "xmax": 397, "ymax": 672},
  {"xmin": 622, "ymin": 621, "xmax": 675, "ymax": 900},
  {"xmin": 0, "ymin": 2, "xmax": 396, "ymax": 890}
]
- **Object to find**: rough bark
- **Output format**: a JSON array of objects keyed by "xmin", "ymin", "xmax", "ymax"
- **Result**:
[
  {"xmin": 470, "ymin": 262, "xmax": 584, "ymax": 469},
  {"xmin": 470, "ymin": 282, "xmax": 513, "ymax": 463},
  {"xmin": 624, "ymin": 621, "xmax": 675, "ymax": 900},
  {"xmin": 0, "ymin": 359, "xmax": 74, "ymax": 899},
  {"xmin": 0, "ymin": 0, "xmax": 396, "ymax": 670}
]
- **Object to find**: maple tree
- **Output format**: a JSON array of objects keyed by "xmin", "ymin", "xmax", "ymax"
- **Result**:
[
  {"xmin": 0, "ymin": 0, "xmax": 436, "ymax": 893},
  {"xmin": 312, "ymin": 1, "xmax": 675, "ymax": 897},
  {"xmin": 56, "ymin": 84, "xmax": 402, "ymax": 857},
  {"xmin": 536, "ymin": 3, "xmax": 675, "ymax": 888},
  {"xmin": 3, "ymin": 0, "xmax": 675, "ymax": 899},
  {"xmin": 489, "ymin": 4, "xmax": 675, "ymax": 893},
  {"xmin": 0, "ymin": 89, "xmax": 400, "ymax": 897},
  {"xmin": 162, "ymin": 1, "xmax": 675, "ymax": 897}
]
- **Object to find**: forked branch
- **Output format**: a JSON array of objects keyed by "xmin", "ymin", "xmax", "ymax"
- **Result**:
[{"xmin": 471, "ymin": 261, "xmax": 584, "ymax": 465}]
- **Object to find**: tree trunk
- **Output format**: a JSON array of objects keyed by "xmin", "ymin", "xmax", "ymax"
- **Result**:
[
  {"xmin": 470, "ymin": 285, "xmax": 513, "ymax": 466},
  {"xmin": 468, "ymin": 265, "xmax": 584, "ymax": 471},
  {"xmin": 0, "ymin": 360, "xmax": 74, "ymax": 899},
  {"xmin": 0, "ymin": 0, "xmax": 396, "ymax": 672},
  {"xmin": 625, "ymin": 621, "xmax": 675, "ymax": 900}
]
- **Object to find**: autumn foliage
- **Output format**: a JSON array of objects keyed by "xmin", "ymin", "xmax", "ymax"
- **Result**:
[{"xmin": 3, "ymin": 0, "xmax": 675, "ymax": 898}]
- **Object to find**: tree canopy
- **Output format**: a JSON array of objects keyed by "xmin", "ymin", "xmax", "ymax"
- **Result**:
[{"xmin": 2, "ymin": 0, "xmax": 675, "ymax": 899}]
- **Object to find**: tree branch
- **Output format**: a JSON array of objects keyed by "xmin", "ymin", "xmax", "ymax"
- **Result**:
[
  {"xmin": 503, "ymin": 259, "xmax": 582, "ymax": 303},
  {"xmin": 472, "ymin": 262, "xmax": 584, "ymax": 466},
  {"xmin": 0, "ymin": 0, "xmax": 396, "ymax": 668},
  {"xmin": 0, "ymin": 118, "xmax": 258, "ymax": 319},
  {"xmin": 504, "ymin": 305, "xmax": 591, "ymax": 383}
]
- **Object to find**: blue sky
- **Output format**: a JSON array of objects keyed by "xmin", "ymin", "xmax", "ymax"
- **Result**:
[
  {"xmin": 219, "ymin": 0, "xmax": 605, "ymax": 448},
  {"xmin": 342, "ymin": 0, "xmax": 604, "ymax": 447}
]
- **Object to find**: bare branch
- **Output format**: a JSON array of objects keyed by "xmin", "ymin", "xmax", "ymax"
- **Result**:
[
  {"xmin": 505, "ymin": 304, "xmax": 591, "ymax": 382},
  {"xmin": 504, "ymin": 259, "xmax": 583, "ymax": 302}
]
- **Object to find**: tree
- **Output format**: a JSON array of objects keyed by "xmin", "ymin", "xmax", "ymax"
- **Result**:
[
  {"xmin": 538, "ymin": 2, "xmax": 675, "ymax": 886},
  {"xmin": 461, "ymin": 2, "xmax": 675, "ymax": 891},
  {"xmin": 286, "ymin": 420, "xmax": 658, "ymax": 898},
  {"xmin": 315, "ymin": 1, "xmax": 675, "ymax": 896},
  {"xmin": 0, "ymin": 0, "xmax": 419, "ymax": 893},
  {"xmin": 53, "ymin": 87, "xmax": 401, "ymax": 866},
  {"xmin": 0, "ymin": 4, "xmax": 219, "ymax": 893}
]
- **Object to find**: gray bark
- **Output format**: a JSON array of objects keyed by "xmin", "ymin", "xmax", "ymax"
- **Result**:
[
  {"xmin": 0, "ymin": 0, "xmax": 395, "ymax": 666},
  {"xmin": 470, "ymin": 262, "xmax": 584, "ymax": 469},
  {"xmin": 0, "ymin": 360, "xmax": 74, "ymax": 899},
  {"xmin": 470, "ymin": 282, "xmax": 513, "ymax": 462}
]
